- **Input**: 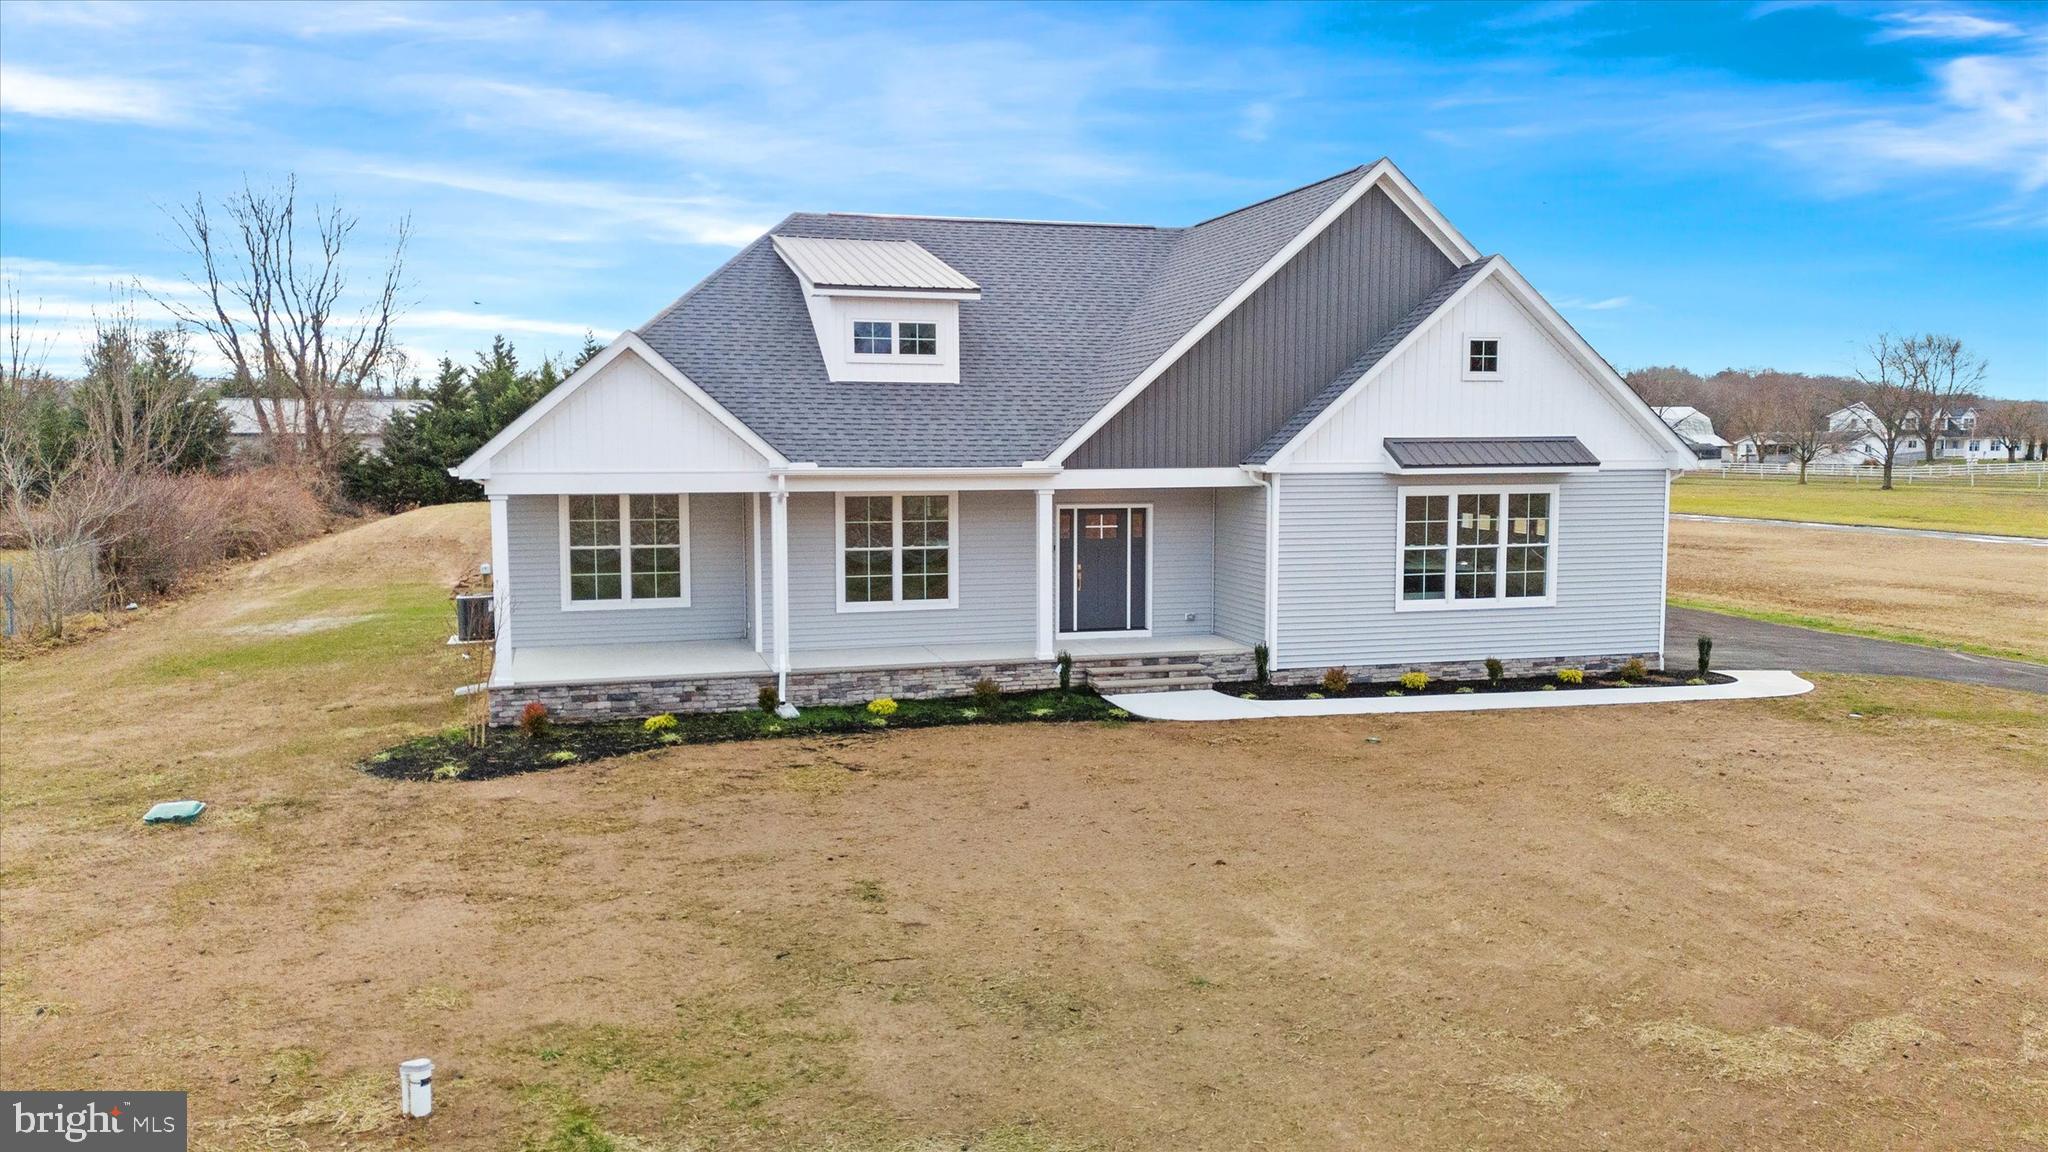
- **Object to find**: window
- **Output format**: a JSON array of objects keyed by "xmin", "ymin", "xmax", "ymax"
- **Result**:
[
  {"xmin": 853, "ymin": 320, "xmax": 892, "ymax": 355},
  {"xmin": 838, "ymin": 493, "xmax": 956, "ymax": 610},
  {"xmin": 1464, "ymin": 336, "xmax": 1502, "ymax": 379},
  {"xmin": 898, "ymin": 322, "xmax": 937, "ymax": 356},
  {"xmin": 563, "ymin": 494, "xmax": 688, "ymax": 607},
  {"xmin": 1399, "ymin": 487, "xmax": 1553, "ymax": 608}
]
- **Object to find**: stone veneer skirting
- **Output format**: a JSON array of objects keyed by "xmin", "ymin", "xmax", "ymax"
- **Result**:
[
  {"xmin": 488, "ymin": 650, "xmax": 1255, "ymax": 726},
  {"xmin": 1267, "ymin": 650, "xmax": 1661, "ymax": 687}
]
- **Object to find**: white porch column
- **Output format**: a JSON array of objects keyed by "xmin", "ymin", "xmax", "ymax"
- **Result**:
[
  {"xmin": 770, "ymin": 487, "xmax": 792, "ymax": 700},
  {"xmin": 1034, "ymin": 487, "xmax": 1056, "ymax": 660},
  {"xmin": 488, "ymin": 494, "xmax": 512, "ymax": 673},
  {"xmin": 1262, "ymin": 475, "xmax": 1280, "ymax": 665}
]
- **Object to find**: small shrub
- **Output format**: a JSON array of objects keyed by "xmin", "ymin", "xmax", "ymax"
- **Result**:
[
  {"xmin": 972, "ymin": 677, "xmax": 1002, "ymax": 708},
  {"xmin": 1400, "ymin": 671, "xmax": 1428, "ymax": 692},
  {"xmin": 642, "ymin": 713, "xmax": 678, "ymax": 733},
  {"xmin": 1321, "ymin": 667, "xmax": 1352, "ymax": 695},
  {"xmin": 1305, "ymin": 692, "xmax": 1325, "ymax": 700},
  {"xmin": 1617, "ymin": 657, "xmax": 1650, "ymax": 683},
  {"xmin": 1484, "ymin": 657, "xmax": 1504, "ymax": 687},
  {"xmin": 961, "ymin": 707, "xmax": 981, "ymax": 719},
  {"xmin": 1056, "ymin": 650, "xmax": 1073, "ymax": 692},
  {"xmin": 1239, "ymin": 692, "xmax": 1258, "ymax": 700},
  {"xmin": 1028, "ymin": 706, "xmax": 1053, "ymax": 717},
  {"xmin": 1539, "ymin": 684, "xmax": 1558, "ymax": 692},
  {"xmin": 1384, "ymin": 689, "xmax": 1403, "ymax": 697},
  {"xmin": 1687, "ymin": 677, "xmax": 1708, "ymax": 686},
  {"xmin": 1697, "ymin": 634, "xmax": 1714, "ymax": 679},
  {"xmin": 757, "ymin": 685, "xmax": 779, "ymax": 713},
  {"xmin": 517, "ymin": 702, "xmax": 550, "ymax": 739},
  {"xmin": 1557, "ymin": 668, "xmax": 1585, "ymax": 685},
  {"xmin": 431, "ymin": 762, "xmax": 465, "ymax": 780},
  {"xmin": 866, "ymin": 697, "xmax": 899, "ymax": 717},
  {"xmin": 547, "ymin": 749, "xmax": 578, "ymax": 763},
  {"xmin": 1455, "ymin": 686, "xmax": 1475, "ymax": 694},
  {"xmin": 1254, "ymin": 643, "xmax": 1271, "ymax": 686}
]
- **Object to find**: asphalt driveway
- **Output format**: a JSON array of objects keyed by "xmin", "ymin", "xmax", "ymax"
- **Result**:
[{"xmin": 1666, "ymin": 605, "xmax": 2048, "ymax": 694}]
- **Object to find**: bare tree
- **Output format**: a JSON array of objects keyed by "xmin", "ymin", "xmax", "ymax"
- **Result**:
[
  {"xmin": 155, "ymin": 175, "xmax": 409, "ymax": 475},
  {"xmin": 1975, "ymin": 399, "xmax": 2040, "ymax": 463},
  {"xmin": 1854, "ymin": 333, "xmax": 1987, "ymax": 489},
  {"xmin": 1718, "ymin": 371, "xmax": 1788, "ymax": 465},
  {"xmin": 1624, "ymin": 365, "xmax": 1702, "ymax": 410},
  {"xmin": 71, "ymin": 297, "xmax": 213, "ymax": 474},
  {"xmin": 1776, "ymin": 376, "xmax": 1851, "ymax": 483}
]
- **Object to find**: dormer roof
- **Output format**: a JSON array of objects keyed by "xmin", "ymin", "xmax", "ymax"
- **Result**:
[{"xmin": 770, "ymin": 235, "xmax": 981, "ymax": 296}]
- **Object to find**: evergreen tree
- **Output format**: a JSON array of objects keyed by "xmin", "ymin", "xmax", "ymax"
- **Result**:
[{"xmin": 342, "ymin": 336, "xmax": 557, "ymax": 510}]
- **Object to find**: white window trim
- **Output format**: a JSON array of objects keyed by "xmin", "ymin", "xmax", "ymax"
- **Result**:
[
  {"xmin": 834, "ymin": 492, "xmax": 960, "ymax": 613},
  {"xmin": 1054, "ymin": 502, "xmax": 1155, "ymax": 639},
  {"xmin": 558, "ymin": 493, "xmax": 692, "ymax": 612},
  {"xmin": 1461, "ymin": 333, "xmax": 1504, "ymax": 382},
  {"xmin": 846, "ymin": 318, "xmax": 948, "ymax": 365},
  {"xmin": 1392, "ymin": 483, "xmax": 1558, "ymax": 612}
]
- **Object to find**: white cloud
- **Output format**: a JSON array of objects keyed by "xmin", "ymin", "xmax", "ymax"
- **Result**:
[
  {"xmin": 349, "ymin": 160, "xmax": 773, "ymax": 247},
  {"xmin": 1871, "ymin": 8, "xmax": 2026, "ymax": 42},
  {"xmin": 1558, "ymin": 295, "xmax": 1634, "ymax": 311},
  {"xmin": 405, "ymin": 309, "xmax": 599, "ymax": 339},
  {"xmin": 0, "ymin": 65, "xmax": 184, "ymax": 124},
  {"xmin": 1237, "ymin": 101, "xmax": 1276, "ymax": 143}
]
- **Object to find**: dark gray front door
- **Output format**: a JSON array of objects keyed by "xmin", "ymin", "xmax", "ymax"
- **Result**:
[{"xmin": 1058, "ymin": 506, "xmax": 1149, "ymax": 633}]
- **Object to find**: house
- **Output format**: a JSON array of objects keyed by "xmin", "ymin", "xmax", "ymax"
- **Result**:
[
  {"xmin": 1825, "ymin": 402, "xmax": 2004, "ymax": 464},
  {"xmin": 1652, "ymin": 406, "xmax": 1731, "ymax": 463},
  {"xmin": 1730, "ymin": 435, "xmax": 1799, "ymax": 464},
  {"xmin": 454, "ymin": 160, "xmax": 1697, "ymax": 724},
  {"xmin": 220, "ymin": 396, "xmax": 425, "ymax": 457}
]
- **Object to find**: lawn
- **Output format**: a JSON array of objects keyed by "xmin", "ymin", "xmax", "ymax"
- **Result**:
[
  {"xmin": 6, "ymin": 505, "xmax": 2047, "ymax": 1150},
  {"xmin": 1668, "ymin": 517, "xmax": 2048, "ymax": 663},
  {"xmin": 1672, "ymin": 476, "xmax": 2048, "ymax": 537}
]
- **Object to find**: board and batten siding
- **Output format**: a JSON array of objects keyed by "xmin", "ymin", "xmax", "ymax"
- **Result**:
[
  {"xmin": 1069, "ymin": 187, "xmax": 1454, "ymax": 469},
  {"xmin": 508, "ymin": 493, "xmax": 752, "ymax": 647},
  {"xmin": 491, "ymin": 348, "xmax": 769, "ymax": 477},
  {"xmin": 1274, "ymin": 470, "xmax": 1668, "ymax": 668},
  {"xmin": 1212, "ymin": 485, "xmax": 1266, "ymax": 646}
]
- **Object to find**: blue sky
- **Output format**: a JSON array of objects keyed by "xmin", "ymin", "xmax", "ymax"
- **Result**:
[{"xmin": 2, "ymin": 0, "xmax": 2044, "ymax": 398}]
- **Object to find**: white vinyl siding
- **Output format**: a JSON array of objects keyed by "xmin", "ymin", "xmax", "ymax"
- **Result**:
[
  {"xmin": 1059, "ymin": 488, "xmax": 1214, "ymax": 639},
  {"xmin": 1212, "ymin": 485, "xmax": 1267, "ymax": 646},
  {"xmin": 1275, "ymin": 470, "xmax": 1665, "ymax": 668},
  {"xmin": 509, "ymin": 494, "xmax": 750, "ymax": 646}
]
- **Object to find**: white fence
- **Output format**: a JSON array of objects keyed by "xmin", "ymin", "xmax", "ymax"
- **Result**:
[{"xmin": 1696, "ymin": 460, "xmax": 2047, "ymax": 487}]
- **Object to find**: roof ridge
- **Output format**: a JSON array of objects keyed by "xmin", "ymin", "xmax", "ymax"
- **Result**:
[
  {"xmin": 1183, "ymin": 163, "xmax": 1377, "ymax": 229},
  {"xmin": 813, "ymin": 211, "xmax": 1161, "ymax": 230}
]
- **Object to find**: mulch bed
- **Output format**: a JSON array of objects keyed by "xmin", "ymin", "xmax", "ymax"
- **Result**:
[
  {"xmin": 360, "ymin": 688, "xmax": 1127, "ymax": 782},
  {"xmin": 1220, "ymin": 667, "xmax": 1735, "ymax": 701}
]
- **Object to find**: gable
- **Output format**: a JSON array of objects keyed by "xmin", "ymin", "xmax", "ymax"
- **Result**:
[
  {"xmin": 1066, "ymin": 186, "xmax": 1456, "ymax": 469},
  {"xmin": 1282, "ymin": 275, "xmax": 1680, "ymax": 469},
  {"xmin": 491, "ymin": 348, "xmax": 771, "ymax": 478}
]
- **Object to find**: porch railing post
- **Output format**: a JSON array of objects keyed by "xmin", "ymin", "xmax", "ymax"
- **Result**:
[
  {"xmin": 770, "ymin": 486, "xmax": 792, "ymax": 704},
  {"xmin": 1034, "ymin": 487, "xmax": 1056, "ymax": 661}
]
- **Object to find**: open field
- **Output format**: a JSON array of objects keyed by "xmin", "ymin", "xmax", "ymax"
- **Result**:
[
  {"xmin": 1672, "ymin": 476, "xmax": 2048, "ymax": 537},
  {"xmin": 5, "ymin": 505, "xmax": 2047, "ymax": 1149},
  {"xmin": 1668, "ymin": 517, "xmax": 2048, "ymax": 664}
]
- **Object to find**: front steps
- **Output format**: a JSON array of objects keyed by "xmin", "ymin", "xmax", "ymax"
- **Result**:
[{"xmin": 1079, "ymin": 655, "xmax": 1215, "ymax": 694}]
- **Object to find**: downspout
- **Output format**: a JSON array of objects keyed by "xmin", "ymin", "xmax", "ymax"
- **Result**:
[{"xmin": 770, "ymin": 472, "xmax": 794, "ymax": 714}]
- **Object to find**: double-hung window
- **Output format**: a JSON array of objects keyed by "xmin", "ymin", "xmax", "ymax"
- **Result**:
[
  {"xmin": 1398, "ymin": 487, "xmax": 1553, "ymax": 608},
  {"xmin": 563, "ymin": 494, "xmax": 688, "ymax": 608},
  {"xmin": 838, "ymin": 493, "xmax": 956, "ymax": 610}
]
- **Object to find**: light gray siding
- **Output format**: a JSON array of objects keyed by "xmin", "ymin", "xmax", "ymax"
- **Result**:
[
  {"xmin": 784, "ymin": 490, "xmax": 1036, "ymax": 651},
  {"xmin": 1069, "ymin": 188, "xmax": 1455, "ymax": 469},
  {"xmin": 1058, "ymin": 488, "xmax": 1215, "ymax": 638},
  {"xmin": 508, "ymin": 493, "xmax": 753, "ymax": 647},
  {"xmin": 1274, "ymin": 470, "xmax": 1668, "ymax": 668},
  {"xmin": 1212, "ymin": 485, "xmax": 1266, "ymax": 646}
]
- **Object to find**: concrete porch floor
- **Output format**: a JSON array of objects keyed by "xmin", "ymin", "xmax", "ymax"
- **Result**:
[{"xmin": 497, "ymin": 634, "xmax": 1253, "ymax": 688}]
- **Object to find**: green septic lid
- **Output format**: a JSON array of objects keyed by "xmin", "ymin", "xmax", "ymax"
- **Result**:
[{"xmin": 143, "ymin": 800, "xmax": 206, "ymax": 824}]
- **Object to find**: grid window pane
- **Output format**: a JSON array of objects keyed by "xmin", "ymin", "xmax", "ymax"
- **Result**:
[
  {"xmin": 567, "ymin": 496, "xmax": 624, "ymax": 601},
  {"xmin": 853, "ymin": 320, "xmax": 893, "ymax": 355},
  {"xmin": 1404, "ymin": 495, "xmax": 1448, "ymax": 546},
  {"xmin": 1469, "ymin": 338, "xmax": 1500, "ymax": 373},
  {"xmin": 899, "ymin": 322, "xmax": 937, "ymax": 355},
  {"xmin": 1402, "ymin": 548, "xmax": 1445, "ymax": 601},
  {"xmin": 844, "ymin": 546, "xmax": 893, "ymax": 602},
  {"xmin": 1401, "ymin": 495, "xmax": 1450, "ymax": 601}
]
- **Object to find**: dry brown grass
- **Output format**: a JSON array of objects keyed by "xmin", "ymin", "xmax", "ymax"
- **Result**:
[
  {"xmin": 1669, "ymin": 517, "xmax": 2048, "ymax": 661},
  {"xmin": 5, "ymin": 504, "xmax": 2047, "ymax": 1150}
]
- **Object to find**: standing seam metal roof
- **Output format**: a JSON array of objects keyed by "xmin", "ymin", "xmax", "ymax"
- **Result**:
[
  {"xmin": 769, "ymin": 235, "xmax": 981, "ymax": 292},
  {"xmin": 1382, "ymin": 436, "xmax": 1601, "ymax": 469}
]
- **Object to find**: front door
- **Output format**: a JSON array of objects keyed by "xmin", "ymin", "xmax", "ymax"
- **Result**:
[{"xmin": 1058, "ymin": 506, "xmax": 1149, "ymax": 633}]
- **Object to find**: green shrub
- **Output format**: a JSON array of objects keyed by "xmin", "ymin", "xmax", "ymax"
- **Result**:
[
  {"xmin": 1557, "ymin": 668, "xmax": 1584, "ymax": 685},
  {"xmin": 1056, "ymin": 650, "xmax": 1073, "ymax": 692},
  {"xmin": 972, "ymin": 677, "xmax": 1002, "ymax": 709},
  {"xmin": 1539, "ymin": 684, "xmax": 1558, "ymax": 692},
  {"xmin": 1384, "ymin": 689, "xmax": 1403, "ymax": 697},
  {"xmin": 1484, "ymin": 657, "xmax": 1504, "ymax": 686},
  {"xmin": 1304, "ymin": 691, "xmax": 1324, "ymax": 700},
  {"xmin": 757, "ymin": 685, "xmax": 779, "ymax": 713},
  {"xmin": 1617, "ymin": 657, "xmax": 1650, "ymax": 682},
  {"xmin": 1321, "ymin": 667, "xmax": 1351, "ymax": 695},
  {"xmin": 1687, "ymin": 677, "xmax": 1708, "ymax": 686},
  {"xmin": 1254, "ymin": 643, "xmax": 1271, "ymax": 686},
  {"xmin": 642, "ymin": 713, "xmax": 678, "ymax": 733},
  {"xmin": 431, "ymin": 761, "xmax": 465, "ymax": 780},
  {"xmin": 1400, "ymin": 671, "xmax": 1428, "ymax": 692},
  {"xmin": 866, "ymin": 697, "xmax": 899, "ymax": 717},
  {"xmin": 517, "ymin": 701, "xmax": 550, "ymax": 740},
  {"xmin": 547, "ymin": 749, "xmax": 578, "ymax": 764},
  {"xmin": 1455, "ymin": 686, "xmax": 1475, "ymax": 694},
  {"xmin": 1697, "ymin": 634, "xmax": 1714, "ymax": 678}
]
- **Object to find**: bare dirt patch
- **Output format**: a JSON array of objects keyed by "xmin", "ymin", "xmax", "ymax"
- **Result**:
[
  {"xmin": 1669, "ymin": 517, "xmax": 2048, "ymax": 661},
  {"xmin": 5, "ymin": 505, "xmax": 2047, "ymax": 1149}
]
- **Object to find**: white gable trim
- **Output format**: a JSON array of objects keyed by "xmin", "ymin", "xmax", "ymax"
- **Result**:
[
  {"xmin": 451, "ymin": 331, "xmax": 789, "ymax": 481},
  {"xmin": 1263, "ymin": 258, "xmax": 1696, "ymax": 470},
  {"xmin": 1042, "ymin": 159, "xmax": 1480, "ymax": 467}
]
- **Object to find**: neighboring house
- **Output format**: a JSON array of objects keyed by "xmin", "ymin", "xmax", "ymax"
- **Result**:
[
  {"xmin": 1730, "ymin": 435, "xmax": 1799, "ymax": 464},
  {"xmin": 220, "ymin": 397, "xmax": 425, "ymax": 457},
  {"xmin": 1652, "ymin": 406, "xmax": 1730, "ymax": 463},
  {"xmin": 1825, "ymin": 402, "xmax": 2004, "ymax": 464},
  {"xmin": 454, "ymin": 160, "xmax": 1697, "ymax": 723}
]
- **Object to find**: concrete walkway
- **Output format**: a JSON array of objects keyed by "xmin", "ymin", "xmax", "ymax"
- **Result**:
[
  {"xmin": 1666, "ymin": 606, "xmax": 2048, "ymax": 694},
  {"xmin": 1105, "ymin": 670, "xmax": 1812, "ymax": 721},
  {"xmin": 1672, "ymin": 512, "xmax": 2047, "ymax": 547}
]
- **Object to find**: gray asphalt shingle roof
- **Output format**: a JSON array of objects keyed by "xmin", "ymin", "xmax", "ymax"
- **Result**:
[
  {"xmin": 636, "ymin": 166, "xmax": 1377, "ymax": 467},
  {"xmin": 1382, "ymin": 436, "xmax": 1601, "ymax": 469}
]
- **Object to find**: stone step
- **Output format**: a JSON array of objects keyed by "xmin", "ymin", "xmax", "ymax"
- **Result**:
[
  {"xmin": 1091, "ymin": 674, "xmax": 1215, "ymax": 694},
  {"xmin": 1083, "ymin": 660, "xmax": 1208, "ymax": 677}
]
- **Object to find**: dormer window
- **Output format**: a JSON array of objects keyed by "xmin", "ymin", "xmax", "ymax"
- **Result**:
[
  {"xmin": 1463, "ymin": 335, "xmax": 1503, "ymax": 381},
  {"xmin": 898, "ymin": 322, "xmax": 937, "ymax": 356},
  {"xmin": 851, "ymin": 320, "xmax": 939, "ymax": 358},
  {"xmin": 771, "ymin": 236, "xmax": 979, "ymax": 384},
  {"xmin": 853, "ymin": 321, "xmax": 892, "ymax": 355}
]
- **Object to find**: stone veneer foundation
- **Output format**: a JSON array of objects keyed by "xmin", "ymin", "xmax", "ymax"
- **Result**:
[{"xmin": 1265, "ymin": 651, "xmax": 1662, "ymax": 687}]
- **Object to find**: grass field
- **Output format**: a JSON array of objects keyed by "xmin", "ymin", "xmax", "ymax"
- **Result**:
[
  {"xmin": 1672, "ymin": 476, "xmax": 2048, "ymax": 537},
  {"xmin": 1668, "ymin": 518, "xmax": 2048, "ymax": 663},
  {"xmin": 5, "ymin": 506, "xmax": 2047, "ymax": 1150}
]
